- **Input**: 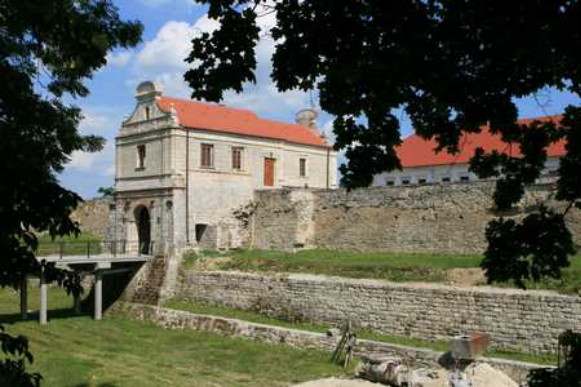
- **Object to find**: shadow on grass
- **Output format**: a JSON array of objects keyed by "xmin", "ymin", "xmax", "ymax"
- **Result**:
[{"xmin": 0, "ymin": 308, "xmax": 89, "ymax": 325}]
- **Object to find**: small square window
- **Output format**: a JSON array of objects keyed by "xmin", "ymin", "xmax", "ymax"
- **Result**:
[
  {"xmin": 386, "ymin": 180, "xmax": 395, "ymax": 186},
  {"xmin": 232, "ymin": 147, "xmax": 243, "ymax": 170},
  {"xmin": 137, "ymin": 145, "xmax": 146, "ymax": 169},
  {"xmin": 201, "ymin": 144, "xmax": 214, "ymax": 168},
  {"xmin": 299, "ymin": 158, "xmax": 307, "ymax": 177},
  {"xmin": 460, "ymin": 176, "xmax": 469, "ymax": 182},
  {"xmin": 418, "ymin": 178, "xmax": 427, "ymax": 184},
  {"xmin": 401, "ymin": 179, "xmax": 411, "ymax": 185},
  {"xmin": 441, "ymin": 177, "xmax": 451, "ymax": 183}
]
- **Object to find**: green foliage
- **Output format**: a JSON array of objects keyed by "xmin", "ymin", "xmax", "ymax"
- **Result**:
[
  {"xmin": 97, "ymin": 186, "xmax": 115, "ymax": 197},
  {"xmin": 481, "ymin": 207, "xmax": 575, "ymax": 289},
  {"xmin": 0, "ymin": 0, "xmax": 142, "ymax": 382},
  {"xmin": 528, "ymin": 330, "xmax": 581, "ymax": 386}
]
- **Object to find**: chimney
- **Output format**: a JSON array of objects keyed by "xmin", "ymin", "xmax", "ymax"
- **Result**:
[
  {"xmin": 135, "ymin": 81, "xmax": 162, "ymax": 102},
  {"xmin": 295, "ymin": 108, "xmax": 318, "ymax": 130}
]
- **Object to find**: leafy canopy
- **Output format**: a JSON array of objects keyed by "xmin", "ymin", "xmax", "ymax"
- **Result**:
[
  {"xmin": 0, "ymin": 0, "xmax": 142, "ymax": 384},
  {"xmin": 187, "ymin": 2, "xmax": 581, "ymax": 383},
  {"xmin": 186, "ymin": 0, "xmax": 581, "ymax": 286}
]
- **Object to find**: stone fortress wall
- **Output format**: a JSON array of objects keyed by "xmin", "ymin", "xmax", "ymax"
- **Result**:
[
  {"xmin": 249, "ymin": 181, "xmax": 581, "ymax": 253},
  {"xmin": 71, "ymin": 197, "xmax": 112, "ymax": 239},
  {"xmin": 179, "ymin": 270, "xmax": 581, "ymax": 354}
]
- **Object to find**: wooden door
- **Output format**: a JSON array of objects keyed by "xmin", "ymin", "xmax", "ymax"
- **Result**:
[{"xmin": 263, "ymin": 158, "xmax": 275, "ymax": 186}]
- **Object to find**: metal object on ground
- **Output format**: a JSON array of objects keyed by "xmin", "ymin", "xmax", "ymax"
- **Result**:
[{"xmin": 450, "ymin": 331, "xmax": 490, "ymax": 360}]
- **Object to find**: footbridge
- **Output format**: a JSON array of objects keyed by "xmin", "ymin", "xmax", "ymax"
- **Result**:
[{"xmin": 22, "ymin": 241, "xmax": 154, "ymax": 324}]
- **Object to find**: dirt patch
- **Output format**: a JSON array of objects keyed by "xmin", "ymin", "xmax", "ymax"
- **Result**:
[
  {"xmin": 447, "ymin": 268, "xmax": 486, "ymax": 287},
  {"xmin": 293, "ymin": 378, "xmax": 382, "ymax": 387},
  {"xmin": 192, "ymin": 257, "xmax": 233, "ymax": 270}
]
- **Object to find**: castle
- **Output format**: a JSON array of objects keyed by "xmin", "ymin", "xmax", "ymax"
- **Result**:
[{"xmin": 108, "ymin": 81, "xmax": 337, "ymax": 253}]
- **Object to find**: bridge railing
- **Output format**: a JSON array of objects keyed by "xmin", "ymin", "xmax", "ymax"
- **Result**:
[{"xmin": 36, "ymin": 240, "xmax": 155, "ymax": 259}]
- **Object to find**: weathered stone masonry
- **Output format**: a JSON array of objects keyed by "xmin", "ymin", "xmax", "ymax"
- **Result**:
[
  {"xmin": 179, "ymin": 270, "xmax": 581, "ymax": 354},
  {"xmin": 251, "ymin": 182, "xmax": 581, "ymax": 253},
  {"xmin": 114, "ymin": 302, "xmax": 544, "ymax": 383}
]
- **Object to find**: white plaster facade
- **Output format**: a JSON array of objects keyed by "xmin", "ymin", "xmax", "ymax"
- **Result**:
[
  {"xmin": 109, "ymin": 82, "xmax": 337, "ymax": 253},
  {"xmin": 372, "ymin": 157, "xmax": 560, "ymax": 187},
  {"xmin": 372, "ymin": 158, "xmax": 561, "ymax": 187}
]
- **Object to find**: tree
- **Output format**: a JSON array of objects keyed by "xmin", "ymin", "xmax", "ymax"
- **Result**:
[
  {"xmin": 0, "ymin": 0, "xmax": 142, "ymax": 384},
  {"xmin": 186, "ymin": 1, "xmax": 581, "ymax": 384},
  {"xmin": 97, "ymin": 186, "xmax": 115, "ymax": 198}
]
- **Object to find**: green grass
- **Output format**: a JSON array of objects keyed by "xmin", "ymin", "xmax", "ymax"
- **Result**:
[
  {"xmin": 0, "ymin": 287, "xmax": 344, "ymax": 386},
  {"xmin": 493, "ymin": 256, "xmax": 581, "ymax": 295},
  {"xmin": 196, "ymin": 249, "xmax": 581, "ymax": 293},
  {"xmin": 36, "ymin": 231, "xmax": 102, "ymax": 256},
  {"xmin": 164, "ymin": 298, "xmax": 558, "ymax": 366},
  {"xmin": 200, "ymin": 248, "xmax": 482, "ymax": 282},
  {"xmin": 165, "ymin": 299, "xmax": 330, "ymax": 333}
]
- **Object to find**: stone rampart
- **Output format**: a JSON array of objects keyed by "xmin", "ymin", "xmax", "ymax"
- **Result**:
[
  {"xmin": 251, "ymin": 182, "xmax": 581, "ymax": 253},
  {"xmin": 178, "ymin": 270, "xmax": 581, "ymax": 354},
  {"xmin": 113, "ymin": 302, "xmax": 546, "ymax": 383},
  {"xmin": 71, "ymin": 197, "xmax": 112, "ymax": 239}
]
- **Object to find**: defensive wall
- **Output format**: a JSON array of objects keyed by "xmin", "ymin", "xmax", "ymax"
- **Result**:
[
  {"xmin": 249, "ymin": 181, "xmax": 581, "ymax": 253},
  {"xmin": 177, "ymin": 270, "xmax": 581, "ymax": 354},
  {"xmin": 113, "ymin": 302, "xmax": 545, "ymax": 383}
]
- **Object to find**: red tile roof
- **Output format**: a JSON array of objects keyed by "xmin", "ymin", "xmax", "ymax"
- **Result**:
[
  {"xmin": 157, "ymin": 96, "xmax": 330, "ymax": 148},
  {"xmin": 398, "ymin": 115, "xmax": 567, "ymax": 168}
]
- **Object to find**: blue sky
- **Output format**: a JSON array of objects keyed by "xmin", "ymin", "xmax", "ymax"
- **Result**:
[{"xmin": 60, "ymin": 0, "xmax": 581, "ymax": 198}]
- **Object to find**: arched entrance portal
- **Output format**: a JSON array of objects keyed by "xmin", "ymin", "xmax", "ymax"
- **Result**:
[{"xmin": 135, "ymin": 206, "xmax": 151, "ymax": 255}]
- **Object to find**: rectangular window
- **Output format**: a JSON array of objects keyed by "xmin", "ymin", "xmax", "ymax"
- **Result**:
[
  {"xmin": 441, "ymin": 177, "xmax": 451, "ymax": 183},
  {"xmin": 401, "ymin": 179, "xmax": 411, "ymax": 185},
  {"xmin": 418, "ymin": 178, "xmax": 427, "ymax": 184},
  {"xmin": 386, "ymin": 180, "xmax": 395, "ymax": 186},
  {"xmin": 299, "ymin": 158, "xmax": 307, "ymax": 177},
  {"xmin": 201, "ymin": 144, "xmax": 214, "ymax": 168},
  {"xmin": 232, "ymin": 147, "xmax": 243, "ymax": 170},
  {"xmin": 137, "ymin": 145, "xmax": 146, "ymax": 169},
  {"xmin": 460, "ymin": 175, "xmax": 470, "ymax": 182}
]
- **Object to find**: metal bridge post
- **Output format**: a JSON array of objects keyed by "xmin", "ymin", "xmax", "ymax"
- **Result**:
[
  {"xmin": 39, "ymin": 269, "xmax": 48, "ymax": 325},
  {"xmin": 94, "ymin": 271, "xmax": 103, "ymax": 321}
]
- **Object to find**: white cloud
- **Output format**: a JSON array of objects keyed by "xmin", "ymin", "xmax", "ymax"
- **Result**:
[
  {"xmin": 67, "ymin": 110, "xmax": 118, "ymax": 174},
  {"xmin": 130, "ymin": 4, "xmax": 312, "ymax": 118},
  {"xmin": 106, "ymin": 51, "xmax": 133, "ymax": 67},
  {"xmin": 68, "ymin": 151, "xmax": 97, "ymax": 171},
  {"xmin": 136, "ymin": 21, "xmax": 197, "ymax": 71},
  {"xmin": 139, "ymin": 0, "xmax": 198, "ymax": 8}
]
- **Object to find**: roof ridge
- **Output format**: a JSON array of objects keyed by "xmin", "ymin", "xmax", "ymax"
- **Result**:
[{"xmin": 158, "ymin": 95, "xmax": 259, "ymax": 120}]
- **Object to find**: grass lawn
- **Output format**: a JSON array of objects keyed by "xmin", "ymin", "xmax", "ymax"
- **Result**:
[
  {"xmin": 36, "ymin": 231, "xmax": 102, "ymax": 256},
  {"xmin": 0, "ymin": 287, "xmax": 343, "ymax": 386},
  {"xmin": 186, "ymin": 249, "xmax": 581, "ymax": 293},
  {"xmin": 186, "ymin": 248, "xmax": 482, "ymax": 282},
  {"xmin": 164, "ymin": 299, "xmax": 558, "ymax": 366}
]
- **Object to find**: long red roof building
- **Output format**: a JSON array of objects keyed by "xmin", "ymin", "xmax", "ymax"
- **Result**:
[{"xmin": 397, "ymin": 115, "xmax": 566, "ymax": 168}]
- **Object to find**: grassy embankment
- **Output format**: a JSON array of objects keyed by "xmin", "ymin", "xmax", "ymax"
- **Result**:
[
  {"xmin": 0, "ymin": 286, "xmax": 343, "ymax": 386},
  {"xmin": 164, "ymin": 299, "xmax": 558, "ymax": 366},
  {"xmin": 184, "ymin": 248, "xmax": 581, "ymax": 293}
]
